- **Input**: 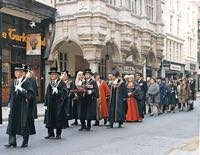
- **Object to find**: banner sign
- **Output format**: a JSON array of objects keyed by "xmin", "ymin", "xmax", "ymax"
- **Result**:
[{"xmin": 26, "ymin": 34, "xmax": 41, "ymax": 55}]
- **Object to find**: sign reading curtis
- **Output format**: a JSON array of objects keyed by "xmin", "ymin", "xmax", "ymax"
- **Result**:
[{"xmin": 26, "ymin": 34, "xmax": 41, "ymax": 55}]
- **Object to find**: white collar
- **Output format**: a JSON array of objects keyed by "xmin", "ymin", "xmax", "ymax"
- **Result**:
[
  {"xmin": 113, "ymin": 78, "xmax": 119, "ymax": 85},
  {"xmin": 17, "ymin": 76, "xmax": 24, "ymax": 83}
]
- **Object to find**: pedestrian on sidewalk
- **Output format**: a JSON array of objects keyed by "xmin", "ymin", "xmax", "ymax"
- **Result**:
[
  {"xmin": 167, "ymin": 80, "xmax": 177, "ymax": 113},
  {"xmin": 44, "ymin": 67, "xmax": 68, "ymax": 139},
  {"xmin": 159, "ymin": 78, "xmax": 167, "ymax": 113},
  {"xmin": 147, "ymin": 78, "xmax": 161, "ymax": 116},
  {"xmin": 107, "ymin": 70, "xmax": 128, "ymax": 128},
  {"xmin": 179, "ymin": 78, "xmax": 190, "ymax": 111},
  {"xmin": 5, "ymin": 64, "xmax": 35, "ymax": 148}
]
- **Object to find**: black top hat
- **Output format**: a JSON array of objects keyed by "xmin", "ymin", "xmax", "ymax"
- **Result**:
[
  {"xmin": 61, "ymin": 70, "xmax": 71, "ymax": 77},
  {"xmin": 84, "ymin": 68, "xmax": 93, "ymax": 75},
  {"xmin": 14, "ymin": 64, "xmax": 26, "ymax": 71},
  {"xmin": 111, "ymin": 69, "xmax": 120, "ymax": 77},
  {"xmin": 135, "ymin": 72, "xmax": 143, "ymax": 77},
  {"xmin": 48, "ymin": 67, "xmax": 60, "ymax": 75},
  {"xmin": 23, "ymin": 65, "xmax": 30, "ymax": 72}
]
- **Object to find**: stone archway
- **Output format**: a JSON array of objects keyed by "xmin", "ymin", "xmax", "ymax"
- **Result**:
[
  {"xmin": 124, "ymin": 45, "xmax": 141, "ymax": 74},
  {"xmin": 146, "ymin": 50, "xmax": 157, "ymax": 77},
  {"xmin": 51, "ymin": 39, "xmax": 89, "ymax": 77},
  {"xmin": 99, "ymin": 41, "xmax": 121, "ymax": 78}
]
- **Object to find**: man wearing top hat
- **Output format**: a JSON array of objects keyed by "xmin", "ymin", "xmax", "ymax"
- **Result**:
[
  {"xmin": 60, "ymin": 70, "xmax": 75, "ymax": 128},
  {"xmin": 78, "ymin": 69, "xmax": 99, "ymax": 131},
  {"xmin": 44, "ymin": 67, "xmax": 68, "ymax": 139},
  {"xmin": 5, "ymin": 64, "xmax": 35, "ymax": 148}
]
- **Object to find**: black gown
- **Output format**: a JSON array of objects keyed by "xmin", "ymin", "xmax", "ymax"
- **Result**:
[
  {"xmin": 78, "ymin": 79, "xmax": 99, "ymax": 121},
  {"xmin": 44, "ymin": 80, "xmax": 68, "ymax": 129},
  {"xmin": 6, "ymin": 77, "xmax": 35, "ymax": 136},
  {"xmin": 109, "ymin": 79, "xmax": 128, "ymax": 124}
]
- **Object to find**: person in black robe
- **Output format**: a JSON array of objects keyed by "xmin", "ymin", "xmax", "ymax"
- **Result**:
[
  {"xmin": 78, "ymin": 69, "xmax": 99, "ymax": 131},
  {"xmin": 60, "ymin": 70, "xmax": 75, "ymax": 128},
  {"xmin": 107, "ymin": 70, "xmax": 128, "ymax": 128},
  {"xmin": 0, "ymin": 92, "xmax": 2, "ymax": 124},
  {"xmin": 44, "ymin": 67, "xmax": 68, "ymax": 139},
  {"xmin": 135, "ymin": 72, "xmax": 148, "ymax": 118},
  {"xmin": 24, "ymin": 66, "xmax": 38, "ymax": 134},
  {"xmin": 5, "ymin": 64, "xmax": 35, "ymax": 148}
]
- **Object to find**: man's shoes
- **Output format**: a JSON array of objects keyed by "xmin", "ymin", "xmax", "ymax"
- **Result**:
[
  {"xmin": 56, "ymin": 135, "xmax": 61, "ymax": 139},
  {"xmin": 78, "ymin": 127, "xmax": 86, "ymax": 131},
  {"xmin": 106, "ymin": 124, "xmax": 113, "ymax": 128},
  {"xmin": 104, "ymin": 119, "xmax": 108, "ymax": 125},
  {"xmin": 21, "ymin": 143, "xmax": 28, "ymax": 148},
  {"xmin": 44, "ymin": 135, "xmax": 55, "ymax": 139},
  {"xmin": 118, "ymin": 122, "xmax": 123, "ymax": 128},
  {"xmin": 4, "ymin": 144, "xmax": 17, "ymax": 148},
  {"xmin": 86, "ymin": 127, "xmax": 91, "ymax": 131},
  {"xmin": 71, "ymin": 121, "xmax": 78, "ymax": 125},
  {"xmin": 150, "ymin": 113, "xmax": 154, "ymax": 116},
  {"xmin": 93, "ymin": 121, "xmax": 99, "ymax": 126}
]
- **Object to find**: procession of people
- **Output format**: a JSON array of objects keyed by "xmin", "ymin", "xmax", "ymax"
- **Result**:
[{"xmin": 4, "ymin": 63, "xmax": 197, "ymax": 148}]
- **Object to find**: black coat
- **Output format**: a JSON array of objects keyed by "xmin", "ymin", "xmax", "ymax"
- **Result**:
[
  {"xmin": 109, "ymin": 79, "xmax": 128, "ymax": 123},
  {"xmin": 0, "ymin": 92, "xmax": 2, "ymax": 124},
  {"xmin": 64, "ymin": 79, "xmax": 75, "ymax": 120},
  {"xmin": 6, "ymin": 77, "xmax": 35, "ymax": 136},
  {"xmin": 27, "ymin": 77, "xmax": 38, "ymax": 119},
  {"xmin": 78, "ymin": 78, "xmax": 99, "ymax": 120},
  {"xmin": 137, "ymin": 79, "xmax": 148, "ymax": 100},
  {"xmin": 44, "ymin": 80, "xmax": 68, "ymax": 129}
]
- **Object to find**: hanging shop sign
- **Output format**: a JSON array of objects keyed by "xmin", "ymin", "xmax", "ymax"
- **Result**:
[
  {"xmin": 170, "ymin": 64, "xmax": 181, "ymax": 71},
  {"xmin": 26, "ymin": 34, "xmax": 41, "ymax": 55},
  {"xmin": 123, "ymin": 66, "xmax": 136, "ymax": 74},
  {"xmin": 1, "ymin": 28, "xmax": 46, "ymax": 46}
]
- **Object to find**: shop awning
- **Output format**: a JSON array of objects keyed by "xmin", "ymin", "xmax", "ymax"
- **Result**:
[{"xmin": 0, "ymin": 0, "xmax": 56, "ymax": 19}]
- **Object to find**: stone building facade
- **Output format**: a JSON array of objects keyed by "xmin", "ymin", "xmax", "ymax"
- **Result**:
[{"xmin": 46, "ymin": 0, "xmax": 165, "ymax": 80}]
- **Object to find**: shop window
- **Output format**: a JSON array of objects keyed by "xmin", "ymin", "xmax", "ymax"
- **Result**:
[
  {"xmin": 59, "ymin": 53, "xmax": 68, "ymax": 71},
  {"xmin": 2, "ymin": 63, "xmax": 10, "ymax": 86}
]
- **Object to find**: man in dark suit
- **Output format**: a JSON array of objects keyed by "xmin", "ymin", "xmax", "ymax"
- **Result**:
[{"xmin": 135, "ymin": 72, "xmax": 148, "ymax": 118}]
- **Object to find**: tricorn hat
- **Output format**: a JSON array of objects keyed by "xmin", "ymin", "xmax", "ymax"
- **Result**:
[
  {"xmin": 84, "ymin": 68, "xmax": 93, "ymax": 75},
  {"xmin": 48, "ymin": 67, "xmax": 60, "ymax": 75}
]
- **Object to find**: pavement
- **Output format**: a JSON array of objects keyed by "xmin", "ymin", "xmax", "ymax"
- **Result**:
[{"xmin": 0, "ymin": 93, "xmax": 199, "ymax": 155}]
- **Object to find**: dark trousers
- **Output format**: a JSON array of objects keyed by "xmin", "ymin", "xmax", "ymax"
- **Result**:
[
  {"xmin": 9, "ymin": 134, "xmax": 29, "ymax": 145},
  {"xmin": 48, "ymin": 128, "xmax": 62, "ymax": 136},
  {"xmin": 80, "ymin": 120, "xmax": 91, "ymax": 129}
]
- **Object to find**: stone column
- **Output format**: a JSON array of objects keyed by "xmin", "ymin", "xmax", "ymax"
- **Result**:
[
  {"xmin": 88, "ymin": 60, "xmax": 100, "ymax": 73},
  {"xmin": 152, "ymin": 67, "xmax": 159, "ymax": 78},
  {"xmin": 81, "ymin": 44, "xmax": 102, "ymax": 73}
]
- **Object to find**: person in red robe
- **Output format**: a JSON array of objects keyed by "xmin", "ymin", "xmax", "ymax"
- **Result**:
[
  {"xmin": 126, "ymin": 75, "xmax": 143, "ymax": 122},
  {"xmin": 94, "ymin": 73, "xmax": 111, "ymax": 125}
]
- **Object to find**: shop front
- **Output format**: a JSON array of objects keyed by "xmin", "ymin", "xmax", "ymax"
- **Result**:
[
  {"xmin": 0, "ymin": 0, "xmax": 56, "ymax": 105},
  {"xmin": 162, "ymin": 60, "xmax": 185, "ymax": 79}
]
